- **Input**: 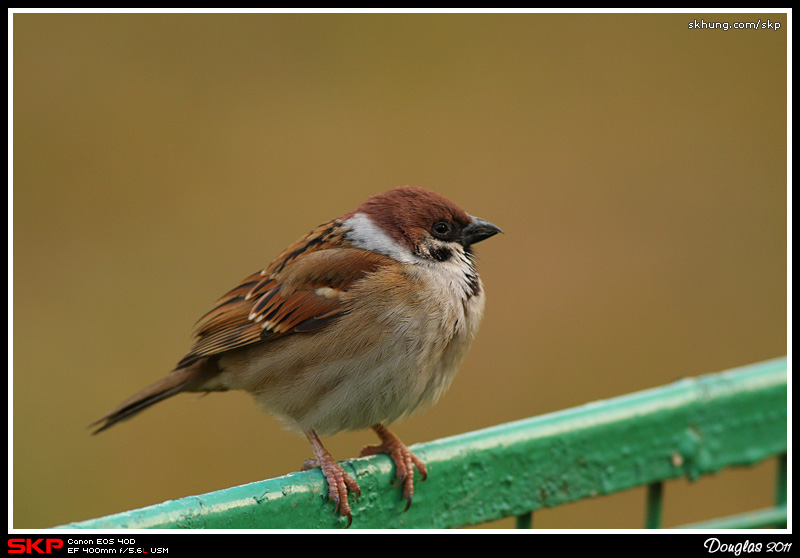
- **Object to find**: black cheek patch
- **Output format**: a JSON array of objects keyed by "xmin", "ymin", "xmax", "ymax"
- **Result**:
[{"xmin": 429, "ymin": 245, "xmax": 453, "ymax": 262}]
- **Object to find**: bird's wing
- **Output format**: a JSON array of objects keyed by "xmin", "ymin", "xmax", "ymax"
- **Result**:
[{"xmin": 176, "ymin": 233, "xmax": 392, "ymax": 369}]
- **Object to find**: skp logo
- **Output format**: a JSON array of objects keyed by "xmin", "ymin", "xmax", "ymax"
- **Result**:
[{"xmin": 8, "ymin": 539, "xmax": 64, "ymax": 553}]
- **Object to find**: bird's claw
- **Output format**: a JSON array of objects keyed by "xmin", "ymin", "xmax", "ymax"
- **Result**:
[{"xmin": 360, "ymin": 425, "xmax": 428, "ymax": 511}]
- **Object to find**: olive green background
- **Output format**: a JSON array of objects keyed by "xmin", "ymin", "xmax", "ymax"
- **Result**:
[{"xmin": 12, "ymin": 12, "xmax": 787, "ymax": 529}]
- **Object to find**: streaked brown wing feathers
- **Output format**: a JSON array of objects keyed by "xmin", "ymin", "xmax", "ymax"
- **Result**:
[{"xmin": 176, "ymin": 245, "xmax": 390, "ymax": 368}]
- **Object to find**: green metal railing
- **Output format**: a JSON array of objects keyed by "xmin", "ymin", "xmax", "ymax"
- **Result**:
[{"xmin": 58, "ymin": 357, "xmax": 787, "ymax": 529}]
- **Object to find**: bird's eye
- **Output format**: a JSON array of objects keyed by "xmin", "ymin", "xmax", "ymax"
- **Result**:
[{"xmin": 432, "ymin": 221, "xmax": 453, "ymax": 239}]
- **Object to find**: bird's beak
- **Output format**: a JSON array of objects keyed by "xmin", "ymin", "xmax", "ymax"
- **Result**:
[{"xmin": 462, "ymin": 217, "xmax": 503, "ymax": 247}]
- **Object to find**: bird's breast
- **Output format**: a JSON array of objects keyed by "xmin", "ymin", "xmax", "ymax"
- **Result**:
[{"xmin": 216, "ymin": 260, "xmax": 486, "ymax": 435}]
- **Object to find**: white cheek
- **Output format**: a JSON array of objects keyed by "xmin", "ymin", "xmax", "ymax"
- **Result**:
[{"xmin": 343, "ymin": 213, "xmax": 415, "ymax": 263}]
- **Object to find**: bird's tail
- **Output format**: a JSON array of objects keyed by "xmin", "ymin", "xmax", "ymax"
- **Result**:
[{"xmin": 90, "ymin": 362, "xmax": 213, "ymax": 434}]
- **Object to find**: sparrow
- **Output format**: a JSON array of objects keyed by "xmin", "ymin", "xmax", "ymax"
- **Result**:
[{"xmin": 91, "ymin": 185, "xmax": 501, "ymax": 526}]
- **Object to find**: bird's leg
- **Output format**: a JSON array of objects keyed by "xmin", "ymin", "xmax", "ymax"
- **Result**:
[
  {"xmin": 303, "ymin": 429, "xmax": 361, "ymax": 526},
  {"xmin": 359, "ymin": 424, "xmax": 427, "ymax": 511}
]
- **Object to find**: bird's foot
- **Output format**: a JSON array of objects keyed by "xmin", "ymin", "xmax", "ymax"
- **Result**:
[
  {"xmin": 304, "ymin": 430, "xmax": 360, "ymax": 527},
  {"xmin": 360, "ymin": 424, "xmax": 427, "ymax": 511}
]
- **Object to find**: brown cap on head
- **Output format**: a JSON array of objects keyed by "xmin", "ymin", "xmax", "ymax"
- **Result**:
[{"xmin": 351, "ymin": 186, "xmax": 474, "ymax": 249}]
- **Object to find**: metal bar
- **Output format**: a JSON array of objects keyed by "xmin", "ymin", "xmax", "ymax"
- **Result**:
[
  {"xmin": 645, "ymin": 482, "xmax": 663, "ymax": 528},
  {"xmin": 678, "ymin": 505, "xmax": 788, "ymax": 529},
  {"xmin": 57, "ymin": 357, "xmax": 787, "ymax": 529},
  {"xmin": 515, "ymin": 511, "xmax": 532, "ymax": 529},
  {"xmin": 776, "ymin": 453, "xmax": 787, "ymax": 506}
]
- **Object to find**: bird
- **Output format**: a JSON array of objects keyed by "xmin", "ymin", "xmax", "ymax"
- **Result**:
[{"xmin": 91, "ymin": 185, "xmax": 501, "ymax": 526}]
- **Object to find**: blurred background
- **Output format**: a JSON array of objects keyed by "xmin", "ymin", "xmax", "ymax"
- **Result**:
[{"xmin": 12, "ymin": 12, "xmax": 787, "ymax": 529}]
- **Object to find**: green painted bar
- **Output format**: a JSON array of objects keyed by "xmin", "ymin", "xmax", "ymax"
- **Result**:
[
  {"xmin": 645, "ymin": 482, "xmax": 664, "ymax": 529},
  {"xmin": 514, "ymin": 511, "xmax": 532, "ymax": 529},
  {"xmin": 58, "ymin": 357, "xmax": 787, "ymax": 529},
  {"xmin": 678, "ymin": 505, "xmax": 788, "ymax": 529},
  {"xmin": 776, "ymin": 453, "xmax": 787, "ymax": 506}
]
